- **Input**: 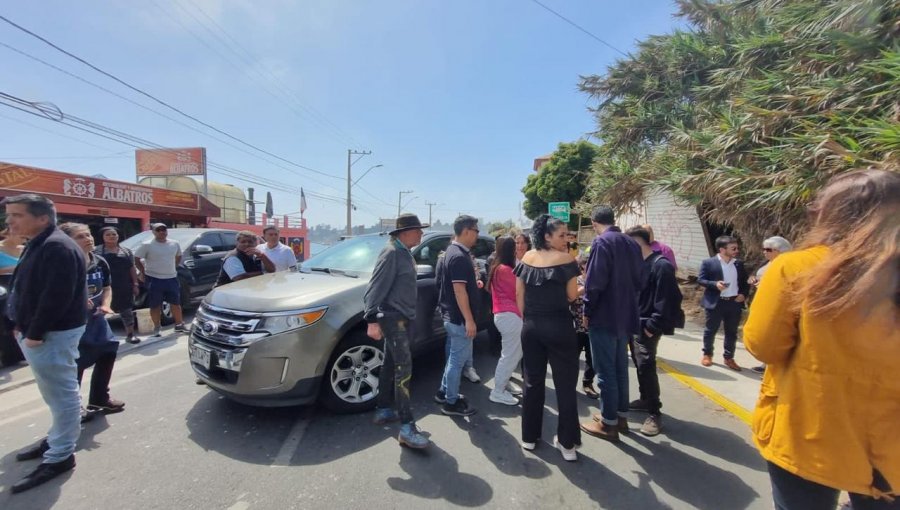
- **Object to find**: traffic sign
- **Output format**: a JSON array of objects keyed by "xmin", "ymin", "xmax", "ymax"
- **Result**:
[{"xmin": 548, "ymin": 202, "xmax": 570, "ymax": 222}]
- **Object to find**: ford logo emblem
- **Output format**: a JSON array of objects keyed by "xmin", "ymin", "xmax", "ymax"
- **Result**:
[{"xmin": 201, "ymin": 321, "xmax": 219, "ymax": 335}]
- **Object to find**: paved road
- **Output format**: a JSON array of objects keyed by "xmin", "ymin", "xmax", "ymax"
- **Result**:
[{"xmin": 0, "ymin": 315, "xmax": 772, "ymax": 509}]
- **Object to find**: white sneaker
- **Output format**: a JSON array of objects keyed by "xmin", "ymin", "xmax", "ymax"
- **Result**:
[
  {"xmin": 489, "ymin": 390, "xmax": 519, "ymax": 406},
  {"xmin": 506, "ymin": 381, "xmax": 523, "ymax": 396},
  {"xmin": 463, "ymin": 367, "xmax": 481, "ymax": 383},
  {"xmin": 521, "ymin": 441, "xmax": 536, "ymax": 451},
  {"xmin": 554, "ymin": 436, "xmax": 577, "ymax": 462}
]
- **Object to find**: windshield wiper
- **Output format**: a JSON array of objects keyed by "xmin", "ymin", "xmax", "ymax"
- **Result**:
[{"xmin": 307, "ymin": 267, "xmax": 359, "ymax": 278}]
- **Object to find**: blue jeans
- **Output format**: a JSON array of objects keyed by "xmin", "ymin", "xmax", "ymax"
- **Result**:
[
  {"xmin": 439, "ymin": 321, "xmax": 472, "ymax": 405},
  {"xmin": 18, "ymin": 326, "xmax": 85, "ymax": 463},
  {"xmin": 589, "ymin": 326, "xmax": 629, "ymax": 425}
]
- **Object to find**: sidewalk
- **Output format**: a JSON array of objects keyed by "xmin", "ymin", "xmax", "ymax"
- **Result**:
[{"xmin": 656, "ymin": 322, "xmax": 762, "ymax": 424}]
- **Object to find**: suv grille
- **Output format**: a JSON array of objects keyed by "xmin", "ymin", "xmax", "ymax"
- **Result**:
[{"xmin": 192, "ymin": 303, "xmax": 263, "ymax": 348}]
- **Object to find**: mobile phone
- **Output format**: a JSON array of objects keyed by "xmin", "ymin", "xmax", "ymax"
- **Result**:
[{"xmin": 723, "ymin": 282, "xmax": 730, "ymax": 288}]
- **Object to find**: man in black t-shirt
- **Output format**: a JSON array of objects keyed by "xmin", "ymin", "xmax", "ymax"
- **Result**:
[{"xmin": 434, "ymin": 215, "xmax": 481, "ymax": 417}]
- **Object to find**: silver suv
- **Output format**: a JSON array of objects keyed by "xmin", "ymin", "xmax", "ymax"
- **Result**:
[{"xmin": 188, "ymin": 232, "xmax": 494, "ymax": 412}]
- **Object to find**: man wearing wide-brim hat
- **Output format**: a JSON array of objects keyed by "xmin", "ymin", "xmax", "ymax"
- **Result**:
[{"xmin": 363, "ymin": 213, "xmax": 430, "ymax": 448}]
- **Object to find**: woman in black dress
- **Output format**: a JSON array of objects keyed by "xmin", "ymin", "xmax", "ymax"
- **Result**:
[
  {"xmin": 514, "ymin": 215, "xmax": 581, "ymax": 461},
  {"xmin": 94, "ymin": 227, "xmax": 140, "ymax": 344}
]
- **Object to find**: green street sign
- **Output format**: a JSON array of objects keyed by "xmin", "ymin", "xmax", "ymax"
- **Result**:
[{"xmin": 548, "ymin": 201, "xmax": 570, "ymax": 222}]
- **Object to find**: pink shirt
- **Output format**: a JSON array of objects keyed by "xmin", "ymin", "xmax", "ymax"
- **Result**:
[{"xmin": 490, "ymin": 264, "xmax": 521, "ymax": 317}]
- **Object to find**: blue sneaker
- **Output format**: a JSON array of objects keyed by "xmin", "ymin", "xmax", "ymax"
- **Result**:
[
  {"xmin": 398, "ymin": 423, "xmax": 429, "ymax": 449},
  {"xmin": 373, "ymin": 407, "xmax": 400, "ymax": 425}
]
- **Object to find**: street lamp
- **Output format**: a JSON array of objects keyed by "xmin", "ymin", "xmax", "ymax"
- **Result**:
[
  {"xmin": 346, "ymin": 150, "xmax": 372, "ymax": 236},
  {"xmin": 353, "ymin": 164, "xmax": 382, "ymax": 187},
  {"xmin": 397, "ymin": 190, "xmax": 414, "ymax": 217}
]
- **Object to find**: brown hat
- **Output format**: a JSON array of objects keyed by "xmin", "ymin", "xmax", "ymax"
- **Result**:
[{"xmin": 389, "ymin": 213, "xmax": 429, "ymax": 235}]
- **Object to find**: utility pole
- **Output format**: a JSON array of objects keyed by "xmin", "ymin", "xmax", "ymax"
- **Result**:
[
  {"xmin": 425, "ymin": 201, "xmax": 437, "ymax": 226},
  {"xmin": 346, "ymin": 149, "xmax": 372, "ymax": 236},
  {"xmin": 398, "ymin": 190, "xmax": 414, "ymax": 217}
]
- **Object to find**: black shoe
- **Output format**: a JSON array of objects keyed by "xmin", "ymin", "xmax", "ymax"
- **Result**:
[
  {"xmin": 80, "ymin": 406, "xmax": 96, "ymax": 424},
  {"xmin": 434, "ymin": 390, "xmax": 465, "ymax": 405},
  {"xmin": 751, "ymin": 364, "xmax": 766, "ymax": 374},
  {"xmin": 11, "ymin": 455, "xmax": 75, "ymax": 494},
  {"xmin": 441, "ymin": 398, "xmax": 477, "ymax": 417},
  {"xmin": 15, "ymin": 439, "xmax": 49, "ymax": 462},
  {"xmin": 125, "ymin": 334, "xmax": 141, "ymax": 344},
  {"xmin": 173, "ymin": 324, "xmax": 188, "ymax": 333},
  {"xmin": 87, "ymin": 398, "xmax": 125, "ymax": 415}
]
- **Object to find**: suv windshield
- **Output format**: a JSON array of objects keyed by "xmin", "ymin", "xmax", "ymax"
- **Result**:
[
  {"xmin": 120, "ymin": 230, "xmax": 203, "ymax": 251},
  {"xmin": 300, "ymin": 235, "xmax": 389, "ymax": 274}
]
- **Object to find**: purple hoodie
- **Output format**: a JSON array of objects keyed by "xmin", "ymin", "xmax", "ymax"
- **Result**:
[{"xmin": 583, "ymin": 225, "xmax": 643, "ymax": 338}]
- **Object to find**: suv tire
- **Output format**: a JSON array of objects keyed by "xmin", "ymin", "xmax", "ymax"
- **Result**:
[{"xmin": 320, "ymin": 330, "xmax": 385, "ymax": 414}]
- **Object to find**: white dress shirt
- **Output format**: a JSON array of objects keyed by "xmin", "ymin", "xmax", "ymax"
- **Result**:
[{"xmin": 717, "ymin": 254, "xmax": 739, "ymax": 297}]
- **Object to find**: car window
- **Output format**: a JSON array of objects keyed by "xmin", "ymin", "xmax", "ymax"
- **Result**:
[
  {"xmin": 472, "ymin": 238, "xmax": 493, "ymax": 259},
  {"xmin": 414, "ymin": 237, "xmax": 451, "ymax": 268},
  {"xmin": 197, "ymin": 232, "xmax": 223, "ymax": 252},
  {"xmin": 219, "ymin": 232, "xmax": 237, "ymax": 251}
]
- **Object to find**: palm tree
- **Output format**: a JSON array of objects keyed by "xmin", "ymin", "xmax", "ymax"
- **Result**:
[{"xmin": 578, "ymin": 0, "xmax": 899, "ymax": 248}]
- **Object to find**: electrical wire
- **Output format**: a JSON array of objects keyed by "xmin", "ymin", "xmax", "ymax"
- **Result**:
[
  {"xmin": 528, "ymin": 0, "xmax": 628, "ymax": 56},
  {"xmin": 0, "ymin": 13, "xmax": 342, "ymax": 180},
  {"xmin": 176, "ymin": 0, "xmax": 361, "ymax": 149}
]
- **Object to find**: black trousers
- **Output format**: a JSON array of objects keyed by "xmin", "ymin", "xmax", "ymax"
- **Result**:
[
  {"xmin": 629, "ymin": 332, "xmax": 662, "ymax": 414},
  {"xmin": 577, "ymin": 331, "xmax": 595, "ymax": 384},
  {"xmin": 376, "ymin": 316, "xmax": 414, "ymax": 424},
  {"xmin": 521, "ymin": 315, "xmax": 580, "ymax": 449},
  {"xmin": 702, "ymin": 299, "xmax": 742, "ymax": 359},
  {"xmin": 76, "ymin": 348, "xmax": 117, "ymax": 406}
]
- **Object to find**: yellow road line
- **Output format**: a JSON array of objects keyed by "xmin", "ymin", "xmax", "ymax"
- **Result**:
[{"xmin": 657, "ymin": 358, "xmax": 752, "ymax": 425}]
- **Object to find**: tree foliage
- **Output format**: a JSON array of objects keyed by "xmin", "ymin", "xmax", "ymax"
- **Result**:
[
  {"xmin": 578, "ymin": 0, "xmax": 900, "ymax": 247},
  {"xmin": 522, "ymin": 140, "xmax": 601, "ymax": 221}
]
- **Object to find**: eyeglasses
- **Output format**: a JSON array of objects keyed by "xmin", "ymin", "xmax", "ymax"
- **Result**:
[
  {"xmin": 762, "ymin": 248, "xmax": 774, "ymax": 252},
  {"xmin": 470, "ymin": 228, "xmax": 480, "ymax": 234}
]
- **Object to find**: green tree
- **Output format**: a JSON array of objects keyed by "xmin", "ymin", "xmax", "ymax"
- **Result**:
[
  {"xmin": 522, "ymin": 140, "xmax": 601, "ymax": 221},
  {"xmin": 578, "ymin": 0, "xmax": 899, "ymax": 247}
]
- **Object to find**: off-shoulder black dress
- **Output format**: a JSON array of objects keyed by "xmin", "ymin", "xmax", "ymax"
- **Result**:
[{"xmin": 513, "ymin": 261, "xmax": 581, "ymax": 449}]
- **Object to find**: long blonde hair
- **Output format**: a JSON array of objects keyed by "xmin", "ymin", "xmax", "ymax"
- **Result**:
[{"xmin": 797, "ymin": 169, "xmax": 899, "ymax": 318}]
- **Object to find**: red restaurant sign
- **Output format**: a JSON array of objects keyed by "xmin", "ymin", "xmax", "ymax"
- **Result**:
[
  {"xmin": 135, "ymin": 147, "xmax": 206, "ymax": 176},
  {"xmin": 1, "ymin": 163, "xmax": 200, "ymax": 210}
]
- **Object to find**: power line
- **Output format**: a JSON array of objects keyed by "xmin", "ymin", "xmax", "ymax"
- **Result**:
[
  {"xmin": 0, "ymin": 13, "xmax": 342, "ymax": 180},
  {"xmin": 528, "ymin": 0, "xmax": 628, "ymax": 57},
  {"xmin": 177, "ymin": 0, "xmax": 361, "ymax": 148},
  {"xmin": 0, "ymin": 92, "xmax": 366, "ymax": 208},
  {"xmin": 0, "ymin": 41, "xmax": 351, "ymax": 197}
]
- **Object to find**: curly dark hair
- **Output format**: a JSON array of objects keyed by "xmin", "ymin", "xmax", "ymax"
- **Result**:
[{"xmin": 530, "ymin": 214, "xmax": 566, "ymax": 250}]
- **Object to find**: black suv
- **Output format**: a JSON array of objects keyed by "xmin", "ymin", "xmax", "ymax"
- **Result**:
[{"xmin": 120, "ymin": 228, "xmax": 239, "ymax": 323}]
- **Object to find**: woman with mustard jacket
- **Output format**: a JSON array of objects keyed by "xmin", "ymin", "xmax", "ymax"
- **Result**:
[{"xmin": 744, "ymin": 169, "xmax": 899, "ymax": 509}]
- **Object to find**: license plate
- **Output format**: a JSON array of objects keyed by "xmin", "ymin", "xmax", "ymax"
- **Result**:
[{"xmin": 189, "ymin": 345, "xmax": 211, "ymax": 370}]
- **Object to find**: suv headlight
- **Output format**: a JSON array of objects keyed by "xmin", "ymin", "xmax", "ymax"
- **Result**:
[{"xmin": 258, "ymin": 306, "xmax": 328, "ymax": 335}]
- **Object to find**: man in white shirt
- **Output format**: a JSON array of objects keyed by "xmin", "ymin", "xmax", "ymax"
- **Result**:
[
  {"xmin": 697, "ymin": 235, "xmax": 749, "ymax": 371},
  {"xmin": 134, "ymin": 224, "xmax": 185, "ymax": 337},
  {"xmin": 258, "ymin": 227, "xmax": 297, "ymax": 272}
]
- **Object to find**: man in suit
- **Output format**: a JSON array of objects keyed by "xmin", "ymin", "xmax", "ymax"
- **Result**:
[{"xmin": 697, "ymin": 235, "xmax": 749, "ymax": 371}]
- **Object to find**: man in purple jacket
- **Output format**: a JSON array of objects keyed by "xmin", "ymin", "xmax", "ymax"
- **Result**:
[{"xmin": 580, "ymin": 206, "xmax": 643, "ymax": 442}]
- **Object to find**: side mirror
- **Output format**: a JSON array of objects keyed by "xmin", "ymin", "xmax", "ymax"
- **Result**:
[
  {"xmin": 0, "ymin": 286, "xmax": 7, "ymax": 299},
  {"xmin": 193, "ymin": 244, "xmax": 213, "ymax": 255},
  {"xmin": 416, "ymin": 264, "xmax": 435, "ymax": 279}
]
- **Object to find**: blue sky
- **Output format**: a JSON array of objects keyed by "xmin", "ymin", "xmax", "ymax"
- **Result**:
[{"xmin": 1, "ymin": 0, "xmax": 681, "ymax": 229}]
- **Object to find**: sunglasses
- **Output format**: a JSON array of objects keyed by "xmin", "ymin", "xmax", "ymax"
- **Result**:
[
  {"xmin": 762, "ymin": 248, "xmax": 774, "ymax": 252},
  {"xmin": 469, "ymin": 228, "xmax": 479, "ymax": 234}
]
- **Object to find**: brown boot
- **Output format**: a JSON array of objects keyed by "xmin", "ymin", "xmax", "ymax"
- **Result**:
[
  {"xmin": 701, "ymin": 355, "xmax": 713, "ymax": 367},
  {"xmin": 581, "ymin": 420, "xmax": 620, "ymax": 442},
  {"xmin": 617, "ymin": 417, "xmax": 629, "ymax": 433}
]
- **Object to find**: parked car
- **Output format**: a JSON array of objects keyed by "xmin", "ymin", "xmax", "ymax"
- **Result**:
[
  {"xmin": 189, "ymin": 231, "xmax": 495, "ymax": 412},
  {"xmin": 120, "ymin": 228, "xmax": 239, "ymax": 324}
]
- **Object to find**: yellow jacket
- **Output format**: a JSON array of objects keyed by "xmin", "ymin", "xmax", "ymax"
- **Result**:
[{"xmin": 744, "ymin": 246, "xmax": 900, "ymax": 498}]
